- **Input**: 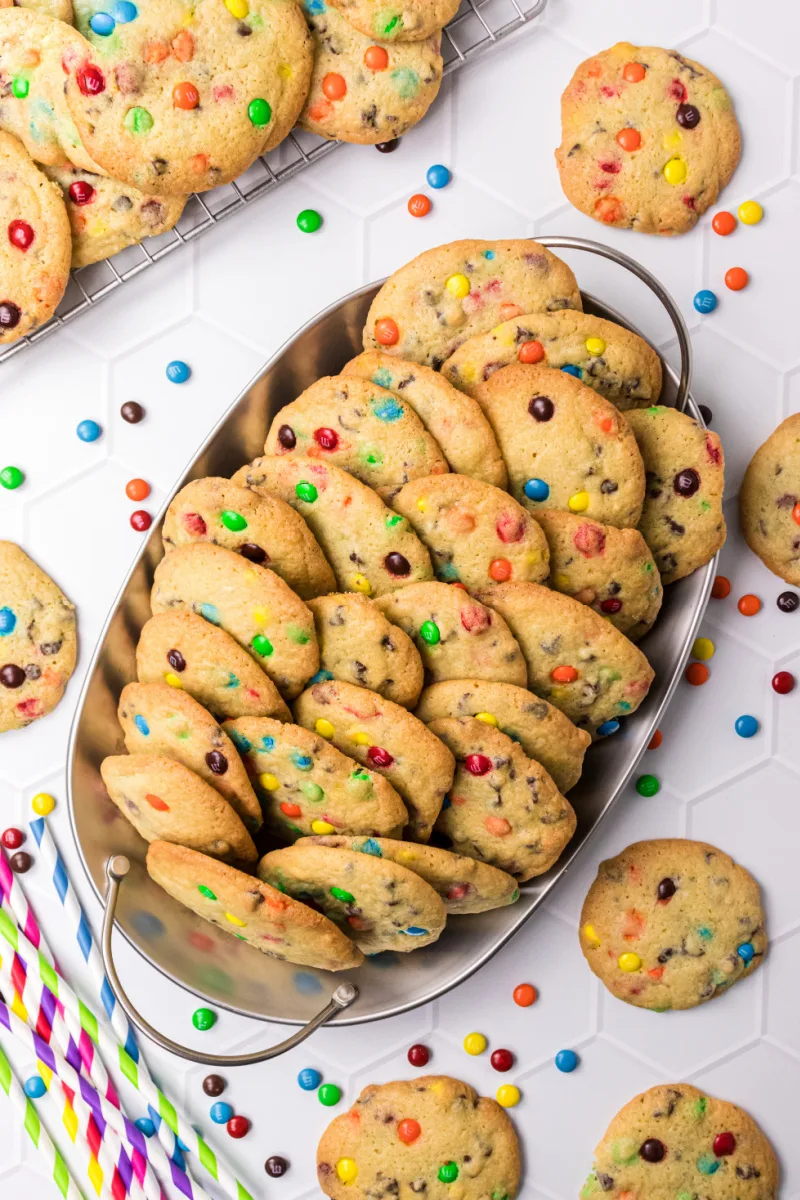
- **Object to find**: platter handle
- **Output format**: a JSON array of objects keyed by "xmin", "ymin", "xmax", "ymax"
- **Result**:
[
  {"xmin": 536, "ymin": 235, "xmax": 692, "ymax": 413},
  {"xmin": 100, "ymin": 856, "xmax": 359, "ymax": 1065}
]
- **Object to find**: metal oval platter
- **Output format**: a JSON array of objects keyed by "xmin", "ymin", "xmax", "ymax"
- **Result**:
[{"xmin": 68, "ymin": 248, "xmax": 714, "ymax": 1030}]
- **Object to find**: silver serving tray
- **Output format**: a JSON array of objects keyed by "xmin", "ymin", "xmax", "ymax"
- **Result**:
[{"xmin": 68, "ymin": 238, "xmax": 714, "ymax": 1053}]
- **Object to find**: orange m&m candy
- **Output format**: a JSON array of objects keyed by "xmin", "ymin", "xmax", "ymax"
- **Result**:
[
  {"xmin": 685, "ymin": 662, "xmax": 709, "ymax": 686},
  {"xmin": 738, "ymin": 593, "xmax": 761, "ymax": 616},
  {"xmin": 488, "ymin": 558, "xmax": 512, "ymax": 582},
  {"xmin": 792, "ymin": 502, "xmax": 800, "ymax": 527},
  {"xmin": 125, "ymin": 478, "xmax": 150, "ymax": 501},
  {"xmin": 622, "ymin": 61, "xmax": 645, "ymax": 82},
  {"xmin": 594, "ymin": 196, "xmax": 624, "ymax": 223},
  {"xmin": 408, "ymin": 193, "xmax": 431, "ymax": 218},
  {"xmin": 551, "ymin": 665, "xmax": 579, "ymax": 683},
  {"xmin": 712, "ymin": 211, "xmax": 736, "ymax": 236},
  {"xmin": 397, "ymin": 1118, "xmax": 421, "ymax": 1144},
  {"xmin": 172, "ymin": 81, "xmax": 199, "ymax": 109},
  {"xmin": 648, "ymin": 729, "xmax": 663, "ymax": 750},
  {"xmin": 374, "ymin": 317, "xmax": 399, "ymax": 346},
  {"xmin": 513, "ymin": 983, "xmax": 537, "ymax": 1007},
  {"xmin": 616, "ymin": 127, "xmax": 641, "ymax": 152},
  {"xmin": 725, "ymin": 266, "xmax": 748, "ymax": 291},
  {"xmin": 322, "ymin": 72, "xmax": 346, "ymax": 100},
  {"xmin": 518, "ymin": 340, "xmax": 544, "ymax": 364},
  {"xmin": 711, "ymin": 574, "xmax": 731, "ymax": 599},
  {"xmin": 364, "ymin": 45, "xmax": 388, "ymax": 70}
]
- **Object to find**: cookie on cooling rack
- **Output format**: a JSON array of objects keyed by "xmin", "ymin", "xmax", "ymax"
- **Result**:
[
  {"xmin": 415, "ymin": 678, "xmax": 590, "ymax": 794},
  {"xmin": 233, "ymin": 456, "xmax": 434, "ymax": 598},
  {"xmin": 302, "ymin": 834, "xmax": 520, "ymax": 915},
  {"xmin": 626, "ymin": 405, "xmax": 725, "ymax": 584},
  {"xmin": 306, "ymin": 592, "xmax": 424, "ymax": 709},
  {"xmin": 136, "ymin": 611, "xmax": 291, "ymax": 722},
  {"xmin": 118, "ymin": 682, "xmax": 262, "ymax": 831},
  {"xmin": 223, "ymin": 715, "xmax": 408, "ymax": 842},
  {"xmin": 342, "ymin": 351, "xmax": 507, "ymax": 487},
  {"xmin": 430, "ymin": 716, "xmax": 576, "ymax": 881},
  {"xmin": 258, "ymin": 840, "xmax": 446, "ymax": 953},
  {"xmin": 162, "ymin": 477, "xmax": 335, "ymax": 600},
  {"xmin": 580, "ymin": 839, "xmax": 766, "ymax": 1012},
  {"xmin": 475, "ymin": 581, "xmax": 654, "ymax": 734},
  {"xmin": 362, "ymin": 238, "xmax": 582, "ymax": 369},
  {"xmin": 147, "ymin": 841, "xmax": 364, "ymax": 970},
  {"xmin": 0, "ymin": 541, "xmax": 76, "ymax": 733},
  {"xmin": 327, "ymin": 0, "xmax": 459, "ymax": 41},
  {"xmin": 739, "ymin": 413, "xmax": 800, "ymax": 585},
  {"xmin": 556, "ymin": 42, "xmax": 740, "ymax": 236},
  {"xmin": 100, "ymin": 753, "xmax": 258, "ymax": 862},
  {"xmin": 389, "ymin": 474, "xmax": 549, "ymax": 590},
  {"xmin": 150, "ymin": 543, "xmax": 319, "ymax": 700},
  {"xmin": 474, "ymin": 363, "xmax": 646, "ymax": 529},
  {"xmin": 441, "ymin": 309, "xmax": 663, "ymax": 411},
  {"xmin": 293, "ymin": 678, "xmax": 454, "ymax": 842},
  {"xmin": 534, "ymin": 509, "xmax": 662, "ymax": 641},
  {"xmin": 374, "ymin": 581, "xmax": 527, "ymax": 687}
]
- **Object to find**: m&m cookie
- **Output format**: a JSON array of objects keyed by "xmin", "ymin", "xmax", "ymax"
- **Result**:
[
  {"xmin": 328, "ymin": 0, "xmax": 458, "ymax": 41},
  {"xmin": 740, "ymin": 414, "xmax": 800, "ymax": 585}
]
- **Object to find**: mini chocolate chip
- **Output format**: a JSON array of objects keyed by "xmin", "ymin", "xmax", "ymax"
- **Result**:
[
  {"xmin": 205, "ymin": 750, "xmax": 228, "ymax": 775},
  {"xmin": 384, "ymin": 552, "xmax": 410, "ymax": 576},
  {"xmin": 639, "ymin": 1138, "xmax": 666, "ymax": 1163},
  {"xmin": 277, "ymin": 425, "xmax": 296, "ymax": 449},
  {"xmin": 24, "ymin": 664, "xmax": 41, "ymax": 680},
  {"xmin": 657, "ymin": 877, "xmax": 676, "ymax": 901},
  {"xmin": 673, "ymin": 468, "xmax": 700, "ymax": 496},
  {"xmin": 676, "ymin": 103, "xmax": 701, "ymax": 129},
  {"xmin": 152, "ymin": 158, "xmax": 169, "ymax": 175},
  {"xmin": 112, "ymin": 195, "xmax": 134, "ymax": 213},
  {"xmin": 237, "ymin": 20, "xmax": 251, "ymax": 32},
  {"xmin": 167, "ymin": 649, "xmax": 186, "ymax": 671},
  {"xmin": 239, "ymin": 542, "xmax": 268, "ymax": 564},
  {"xmin": 600, "ymin": 479, "xmax": 618, "ymax": 494},
  {"xmin": 39, "ymin": 641, "xmax": 62, "ymax": 655},
  {"xmin": 0, "ymin": 664, "xmax": 25, "ymax": 688},
  {"xmin": 528, "ymin": 395, "xmax": 554, "ymax": 421}
]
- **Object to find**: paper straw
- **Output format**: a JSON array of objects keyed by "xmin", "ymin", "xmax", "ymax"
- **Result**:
[
  {"xmin": 27, "ymin": 821, "xmax": 253, "ymax": 1200},
  {"xmin": 0, "ymin": 849, "xmax": 53, "ymax": 964},
  {"xmin": 0, "ymin": 1041, "xmax": 86, "ymax": 1200}
]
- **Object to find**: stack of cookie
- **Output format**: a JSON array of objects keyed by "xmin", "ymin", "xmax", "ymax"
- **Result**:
[{"xmin": 100, "ymin": 237, "xmax": 727, "ymax": 974}]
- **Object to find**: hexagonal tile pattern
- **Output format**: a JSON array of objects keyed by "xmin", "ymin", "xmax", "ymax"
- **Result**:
[{"xmin": 2, "ymin": 2, "xmax": 800, "ymax": 1197}]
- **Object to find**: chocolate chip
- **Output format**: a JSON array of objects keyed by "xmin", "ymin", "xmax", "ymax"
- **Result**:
[
  {"xmin": 0, "ymin": 664, "xmax": 25, "ymax": 688},
  {"xmin": 39, "ymin": 641, "xmax": 62, "ymax": 655},
  {"xmin": 528, "ymin": 395, "xmax": 554, "ymax": 422},
  {"xmin": 639, "ymin": 1138, "xmax": 666, "ymax": 1163},
  {"xmin": 167, "ymin": 649, "xmax": 186, "ymax": 671},
  {"xmin": 239, "ymin": 543, "xmax": 268, "ymax": 564},
  {"xmin": 237, "ymin": 20, "xmax": 251, "ymax": 32},
  {"xmin": 676, "ymin": 103, "xmax": 701, "ymax": 129},
  {"xmin": 205, "ymin": 750, "xmax": 228, "ymax": 775},
  {"xmin": 600, "ymin": 479, "xmax": 618, "ymax": 494},
  {"xmin": 112, "ymin": 195, "xmax": 133, "ymax": 213},
  {"xmin": 277, "ymin": 425, "xmax": 296, "ymax": 449},
  {"xmin": 657, "ymin": 877, "xmax": 676, "ymax": 901},
  {"xmin": 24, "ymin": 664, "xmax": 41, "ymax": 680},
  {"xmin": 673, "ymin": 468, "xmax": 700, "ymax": 496},
  {"xmin": 140, "ymin": 199, "xmax": 165, "ymax": 227},
  {"xmin": 121, "ymin": 401, "xmax": 145, "ymax": 423}
]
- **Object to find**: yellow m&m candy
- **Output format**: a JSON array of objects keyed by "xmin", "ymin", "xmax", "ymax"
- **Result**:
[
  {"xmin": 738, "ymin": 200, "xmax": 763, "ymax": 225},
  {"xmin": 315, "ymin": 718, "xmax": 335, "ymax": 739},
  {"xmin": 618, "ymin": 953, "xmax": 642, "ymax": 973},
  {"xmin": 31, "ymin": 792, "xmax": 55, "ymax": 816},
  {"xmin": 568, "ymin": 491, "xmax": 590, "ymax": 513},
  {"xmin": 259, "ymin": 773, "xmax": 280, "ymax": 791},
  {"xmin": 463, "ymin": 1032, "xmax": 487, "ymax": 1055},
  {"xmin": 496, "ymin": 1085, "xmax": 521, "ymax": 1108},
  {"xmin": 585, "ymin": 336, "xmax": 606, "ymax": 356},
  {"xmin": 663, "ymin": 157, "xmax": 687, "ymax": 186},
  {"xmin": 582, "ymin": 923, "xmax": 601, "ymax": 948},
  {"xmin": 445, "ymin": 273, "xmax": 470, "ymax": 299},
  {"xmin": 336, "ymin": 1158, "xmax": 358, "ymax": 1184},
  {"xmin": 475, "ymin": 711, "xmax": 497, "ymax": 726}
]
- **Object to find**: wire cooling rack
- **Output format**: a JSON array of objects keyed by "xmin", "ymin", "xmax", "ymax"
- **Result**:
[{"xmin": 0, "ymin": 0, "xmax": 546, "ymax": 363}]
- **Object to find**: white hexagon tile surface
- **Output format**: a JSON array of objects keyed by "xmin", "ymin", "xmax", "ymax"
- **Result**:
[{"xmin": 1, "ymin": 1, "xmax": 799, "ymax": 1197}]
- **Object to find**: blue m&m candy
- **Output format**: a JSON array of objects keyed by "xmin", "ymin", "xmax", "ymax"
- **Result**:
[
  {"xmin": 166, "ymin": 359, "xmax": 191, "ymax": 384},
  {"xmin": 555, "ymin": 1049, "xmax": 579, "ymax": 1073},
  {"xmin": 426, "ymin": 164, "xmax": 451, "ymax": 189},
  {"xmin": 693, "ymin": 289, "xmax": 717, "ymax": 314},
  {"xmin": 737, "ymin": 942, "xmax": 755, "ymax": 963},
  {"xmin": 112, "ymin": 0, "xmax": 137, "ymax": 20},
  {"xmin": 734, "ymin": 714, "xmax": 758, "ymax": 738},
  {"xmin": 135, "ymin": 1117, "xmax": 156, "ymax": 1137},
  {"xmin": 90, "ymin": 12, "xmax": 115, "ymax": 33},
  {"xmin": 596, "ymin": 719, "xmax": 620, "ymax": 737},
  {"xmin": 561, "ymin": 364, "xmax": 582, "ymax": 379},
  {"xmin": 77, "ymin": 419, "xmax": 101, "ymax": 442},
  {"xmin": 24, "ymin": 1076, "xmax": 46, "ymax": 1099},
  {"xmin": 524, "ymin": 478, "xmax": 549, "ymax": 502},
  {"xmin": 210, "ymin": 1102, "xmax": 233, "ymax": 1124},
  {"xmin": 297, "ymin": 1067, "xmax": 322, "ymax": 1091}
]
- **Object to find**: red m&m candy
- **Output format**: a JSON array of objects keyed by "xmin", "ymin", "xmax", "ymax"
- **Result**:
[
  {"xmin": 68, "ymin": 180, "xmax": 95, "ymax": 206},
  {"xmin": 130, "ymin": 510, "xmax": 152, "ymax": 532},
  {"xmin": 465, "ymin": 753, "xmax": 491, "ymax": 776},
  {"xmin": 1, "ymin": 828, "xmax": 24, "ymax": 850},
  {"xmin": 227, "ymin": 1116, "xmax": 250, "ymax": 1139},
  {"xmin": 77, "ymin": 64, "xmax": 105, "ymax": 95},
  {"xmin": 772, "ymin": 671, "xmax": 795, "ymax": 695},
  {"xmin": 407, "ymin": 1043, "xmax": 429, "ymax": 1067},
  {"xmin": 490, "ymin": 1048, "xmax": 513, "ymax": 1072},
  {"xmin": 313, "ymin": 427, "xmax": 339, "ymax": 451},
  {"xmin": 8, "ymin": 221, "xmax": 34, "ymax": 250},
  {"xmin": 713, "ymin": 1131, "xmax": 736, "ymax": 1157}
]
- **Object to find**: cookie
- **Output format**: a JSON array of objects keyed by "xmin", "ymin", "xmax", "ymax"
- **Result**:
[
  {"xmin": 327, "ymin": 0, "xmax": 457, "ymax": 41},
  {"xmin": 222, "ymin": 716, "xmax": 408, "ymax": 842},
  {"xmin": 302, "ymin": 834, "xmax": 519, "ymax": 915},
  {"xmin": 363, "ymin": 238, "xmax": 582, "ymax": 370},
  {"xmin": 441, "ymin": 310, "xmax": 663, "ymax": 411},
  {"xmin": 389, "ymin": 475, "xmax": 550, "ymax": 590},
  {"xmin": 579, "ymin": 839, "xmax": 767, "ymax": 1012},
  {"xmin": 3, "ymin": 0, "xmax": 73, "ymax": 20},
  {"xmin": 430, "ymin": 716, "xmax": 575, "ymax": 881},
  {"xmin": 0, "ymin": 541, "xmax": 77, "ymax": 733},
  {"xmin": 232, "ymin": 456, "xmax": 434, "ymax": 598},
  {"xmin": 100, "ymin": 753, "xmax": 258, "ymax": 862},
  {"xmin": 136, "ymin": 610, "xmax": 291, "ymax": 722},
  {"xmin": 556, "ymin": 42, "xmax": 741, "ymax": 236},
  {"xmin": 0, "ymin": 9, "xmax": 100, "ymax": 171},
  {"xmin": 163, "ymin": 477, "xmax": 335, "ymax": 600},
  {"xmin": 342, "ymin": 350, "xmax": 507, "ymax": 487},
  {"xmin": 299, "ymin": 3, "xmax": 442, "ymax": 145},
  {"xmin": 293, "ymin": 678, "xmax": 454, "ymax": 841},
  {"xmin": 739, "ymin": 413, "xmax": 800, "ymax": 585},
  {"xmin": 582, "ymin": 1083, "xmax": 778, "ymax": 1200},
  {"xmin": 474, "ymin": 363, "xmax": 646, "ymax": 529},
  {"xmin": 415, "ymin": 679, "xmax": 590, "ymax": 794},
  {"xmin": 264, "ymin": 375, "xmax": 448, "ymax": 493},
  {"xmin": 146, "ymin": 840, "xmax": 363, "ymax": 970},
  {"xmin": 0, "ymin": 131, "xmax": 70, "ymax": 346},
  {"xmin": 534, "ymin": 509, "xmax": 662, "ymax": 641},
  {"xmin": 258, "ymin": 841, "xmax": 446, "ymax": 952},
  {"xmin": 118, "ymin": 682, "xmax": 261, "ymax": 831},
  {"xmin": 318, "ymin": 1075, "xmax": 521, "ymax": 1200},
  {"xmin": 374, "ymin": 581, "xmax": 528, "ymax": 687},
  {"xmin": 65, "ymin": 0, "xmax": 313, "ymax": 195},
  {"xmin": 150, "ymin": 543, "xmax": 318, "ymax": 700},
  {"xmin": 626, "ymin": 405, "xmax": 725, "ymax": 583},
  {"xmin": 474, "ymin": 581, "xmax": 654, "ymax": 733},
  {"xmin": 43, "ymin": 164, "xmax": 186, "ymax": 267},
  {"xmin": 306, "ymin": 592, "xmax": 424, "ymax": 709}
]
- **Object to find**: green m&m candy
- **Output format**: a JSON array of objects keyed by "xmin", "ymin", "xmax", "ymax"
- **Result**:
[
  {"xmin": 221, "ymin": 510, "xmax": 247, "ymax": 532},
  {"xmin": 318, "ymin": 1083, "xmax": 341, "ymax": 1106},
  {"xmin": 12, "ymin": 77, "xmax": 29, "ymax": 98},
  {"xmin": 419, "ymin": 620, "xmax": 440, "ymax": 646},
  {"xmin": 330, "ymin": 886, "xmax": 355, "ymax": 903},
  {"xmin": 124, "ymin": 106, "xmax": 154, "ymax": 134},
  {"xmin": 296, "ymin": 208, "xmax": 322, "ymax": 234},
  {"xmin": 252, "ymin": 634, "xmax": 273, "ymax": 657},
  {"xmin": 0, "ymin": 466, "xmax": 24, "ymax": 490},
  {"xmin": 295, "ymin": 480, "xmax": 318, "ymax": 502},
  {"xmin": 248, "ymin": 97, "xmax": 272, "ymax": 126},
  {"xmin": 192, "ymin": 1007, "xmax": 217, "ymax": 1031}
]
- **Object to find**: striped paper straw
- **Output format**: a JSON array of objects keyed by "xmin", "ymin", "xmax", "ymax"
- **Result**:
[
  {"xmin": 0, "ymin": 1042, "xmax": 86, "ymax": 1200},
  {"xmin": 0, "ymin": 848, "xmax": 53, "ymax": 964}
]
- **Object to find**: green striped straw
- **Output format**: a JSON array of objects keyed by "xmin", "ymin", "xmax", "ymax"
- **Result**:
[{"xmin": 0, "ymin": 1042, "xmax": 86, "ymax": 1200}]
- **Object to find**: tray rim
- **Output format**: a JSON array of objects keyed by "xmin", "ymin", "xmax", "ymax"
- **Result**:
[{"xmin": 67, "ymin": 275, "xmax": 715, "ymax": 1027}]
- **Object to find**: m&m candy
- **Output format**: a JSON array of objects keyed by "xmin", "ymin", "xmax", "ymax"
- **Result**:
[
  {"xmin": 166, "ymin": 360, "xmax": 191, "ymax": 384},
  {"xmin": 192, "ymin": 1007, "xmax": 216, "ymax": 1031},
  {"xmin": 635, "ymin": 774, "xmax": 660, "ymax": 797},
  {"xmin": 1, "ymin": 828, "xmax": 24, "ymax": 849},
  {"xmin": 77, "ymin": 419, "xmax": 101, "ymax": 442},
  {"xmin": 738, "ymin": 200, "xmax": 763, "ymax": 225},
  {"xmin": 297, "ymin": 209, "xmax": 322, "ymax": 234},
  {"xmin": 318, "ymin": 1083, "xmax": 342, "ymax": 1106},
  {"xmin": 426, "ymin": 164, "xmax": 451, "ymax": 189},
  {"xmin": 210, "ymin": 1102, "xmax": 233, "ymax": 1124},
  {"xmin": 734, "ymin": 715, "xmax": 758, "ymax": 738},
  {"xmin": 738, "ymin": 593, "xmax": 761, "ymax": 616},
  {"xmin": 685, "ymin": 662, "xmax": 709, "ymax": 686},
  {"xmin": 227, "ymin": 1116, "xmax": 250, "ymax": 1139},
  {"xmin": 265, "ymin": 1157, "xmax": 289, "ymax": 1177},
  {"xmin": 513, "ymin": 983, "xmax": 536, "ymax": 1007},
  {"xmin": 496, "ymin": 1085, "xmax": 520, "ymax": 1108},
  {"xmin": 121, "ymin": 401, "xmax": 145, "ymax": 423},
  {"xmin": 31, "ymin": 793, "xmax": 55, "ymax": 815},
  {"xmin": 408, "ymin": 193, "xmax": 431, "ymax": 218},
  {"xmin": 463, "ymin": 1032, "xmax": 487, "ymax": 1055},
  {"xmin": 711, "ymin": 575, "xmax": 731, "ymax": 599},
  {"xmin": 130, "ymin": 510, "xmax": 152, "ymax": 532},
  {"xmin": 772, "ymin": 671, "xmax": 795, "ymax": 695},
  {"xmin": 0, "ymin": 466, "xmax": 23, "ymax": 490},
  {"xmin": 554, "ymin": 1049, "xmax": 579, "ymax": 1073},
  {"xmin": 693, "ymin": 289, "xmax": 717, "ymax": 314},
  {"xmin": 491, "ymin": 1048, "xmax": 513, "ymax": 1072},
  {"xmin": 692, "ymin": 637, "xmax": 715, "ymax": 660},
  {"xmin": 126, "ymin": 478, "xmax": 150, "ymax": 501},
  {"xmin": 711, "ymin": 210, "xmax": 736, "ymax": 236},
  {"xmin": 407, "ymin": 1043, "xmax": 430, "ymax": 1067},
  {"xmin": 24, "ymin": 1076, "xmax": 46, "ymax": 1099},
  {"xmin": 297, "ymin": 1067, "xmax": 321, "ymax": 1090},
  {"xmin": 777, "ymin": 591, "xmax": 799, "ymax": 612},
  {"xmin": 725, "ymin": 267, "xmax": 748, "ymax": 291}
]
